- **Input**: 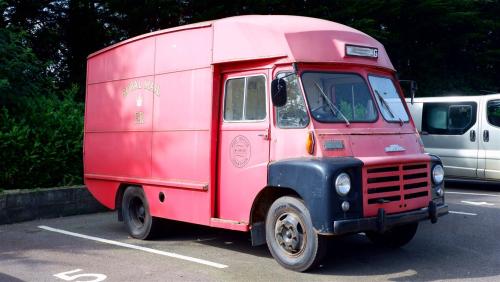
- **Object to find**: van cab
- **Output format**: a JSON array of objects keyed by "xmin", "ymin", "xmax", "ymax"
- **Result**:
[
  {"xmin": 84, "ymin": 15, "xmax": 448, "ymax": 271},
  {"xmin": 407, "ymin": 94, "xmax": 500, "ymax": 181}
]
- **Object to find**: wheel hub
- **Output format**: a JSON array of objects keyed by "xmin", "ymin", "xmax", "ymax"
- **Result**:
[
  {"xmin": 129, "ymin": 197, "xmax": 146, "ymax": 227},
  {"xmin": 275, "ymin": 213, "xmax": 306, "ymax": 255}
]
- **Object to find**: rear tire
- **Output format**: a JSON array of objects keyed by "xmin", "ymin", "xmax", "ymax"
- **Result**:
[
  {"xmin": 265, "ymin": 196, "xmax": 326, "ymax": 272},
  {"xmin": 366, "ymin": 222, "xmax": 418, "ymax": 248},
  {"xmin": 122, "ymin": 186, "xmax": 158, "ymax": 240}
]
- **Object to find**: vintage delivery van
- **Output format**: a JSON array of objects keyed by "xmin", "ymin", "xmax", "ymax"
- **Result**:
[{"xmin": 84, "ymin": 15, "xmax": 448, "ymax": 271}]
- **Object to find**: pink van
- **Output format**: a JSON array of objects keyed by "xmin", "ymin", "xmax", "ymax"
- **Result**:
[{"xmin": 84, "ymin": 15, "xmax": 448, "ymax": 271}]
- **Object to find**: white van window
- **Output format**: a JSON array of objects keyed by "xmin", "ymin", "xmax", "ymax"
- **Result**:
[
  {"xmin": 224, "ymin": 76, "xmax": 266, "ymax": 121},
  {"xmin": 449, "ymin": 105, "xmax": 473, "ymax": 130},
  {"xmin": 368, "ymin": 75, "xmax": 409, "ymax": 122},
  {"xmin": 422, "ymin": 102, "xmax": 476, "ymax": 135},
  {"xmin": 487, "ymin": 100, "xmax": 500, "ymax": 127},
  {"xmin": 276, "ymin": 72, "xmax": 309, "ymax": 128}
]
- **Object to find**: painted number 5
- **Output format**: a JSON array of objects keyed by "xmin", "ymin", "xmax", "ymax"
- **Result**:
[{"xmin": 54, "ymin": 269, "xmax": 107, "ymax": 282}]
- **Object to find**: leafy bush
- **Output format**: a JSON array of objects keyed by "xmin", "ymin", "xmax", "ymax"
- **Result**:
[
  {"xmin": 0, "ymin": 87, "xmax": 84, "ymax": 189},
  {"xmin": 0, "ymin": 26, "xmax": 51, "ymax": 111},
  {"xmin": 0, "ymin": 24, "xmax": 83, "ymax": 190}
]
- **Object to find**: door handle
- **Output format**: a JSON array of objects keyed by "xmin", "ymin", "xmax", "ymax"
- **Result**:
[
  {"xmin": 470, "ymin": 130, "xmax": 476, "ymax": 142},
  {"xmin": 483, "ymin": 130, "xmax": 489, "ymax": 142},
  {"xmin": 258, "ymin": 133, "xmax": 269, "ymax": 140}
]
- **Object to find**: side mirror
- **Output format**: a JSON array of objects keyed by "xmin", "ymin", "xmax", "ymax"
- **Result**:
[
  {"xmin": 271, "ymin": 78, "xmax": 287, "ymax": 107},
  {"xmin": 399, "ymin": 80, "xmax": 418, "ymax": 104},
  {"xmin": 410, "ymin": 81, "xmax": 418, "ymax": 105}
]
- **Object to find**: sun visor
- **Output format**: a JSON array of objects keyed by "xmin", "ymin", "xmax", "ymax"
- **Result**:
[{"xmin": 285, "ymin": 30, "xmax": 394, "ymax": 70}]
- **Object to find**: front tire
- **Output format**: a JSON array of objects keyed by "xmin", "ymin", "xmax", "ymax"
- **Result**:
[
  {"xmin": 122, "ymin": 186, "xmax": 158, "ymax": 240},
  {"xmin": 265, "ymin": 196, "xmax": 326, "ymax": 272},
  {"xmin": 366, "ymin": 222, "xmax": 419, "ymax": 248}
]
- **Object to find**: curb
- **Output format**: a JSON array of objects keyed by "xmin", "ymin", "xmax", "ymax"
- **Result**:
[{"xmin": 0, "ymin": 186, "xmax": 109, "ymax": 225}]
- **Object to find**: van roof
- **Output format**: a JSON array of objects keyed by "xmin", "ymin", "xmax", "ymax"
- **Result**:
[
  {"xmin": 88, "ymin": 15, "xmax": 394, "ymax": 71},
  {"xmin": 408, "ymin": 93, "xmax": 500, "ymax": 103}
]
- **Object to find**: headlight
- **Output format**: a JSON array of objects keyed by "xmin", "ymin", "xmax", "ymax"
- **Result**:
[
  {"xmin": 335, "ymin": 172, "xmax": 351, "ymax": 196},
  {"xmin": 432, "ymin": 164, "xmax": 444, "ymax": 185}
]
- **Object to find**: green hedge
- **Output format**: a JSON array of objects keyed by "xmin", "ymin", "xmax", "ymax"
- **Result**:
[{"xmin": 0, "ymin": 87, "xmax": 84, "ymax": 190}]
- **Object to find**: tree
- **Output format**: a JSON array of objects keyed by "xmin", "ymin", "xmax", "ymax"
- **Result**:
[{"xmin": 0, "ymin": 26, "xmax": 50, "ymax": 111}]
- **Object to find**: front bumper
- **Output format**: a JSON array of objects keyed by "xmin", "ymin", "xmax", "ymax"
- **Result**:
[{"xmin": 333, "ymin": 202, "xmax": 448, "ymax": 235}]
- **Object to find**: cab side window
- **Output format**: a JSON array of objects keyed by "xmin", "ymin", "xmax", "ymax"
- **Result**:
[
  {"xmin": 422, "ymin": 102, "xmax": 476, "ymax": 135},
  {"xmin": 487, "ymin": 99, "xmax": 500, "ymax": 127},
  {"xmin": 224, "ymin": 76, "xmax": 266, "ymax": 121},
  {"xmin": 224, "ymin": 78, "xmax": 245, "ymax": 120},
  {"xmin": 276, "ymin": 73, "xmax": 309, "ymax": 128}
]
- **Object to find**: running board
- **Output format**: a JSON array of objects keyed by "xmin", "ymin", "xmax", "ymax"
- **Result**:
[{"xmin": 210, "ymin": 218, "xmax": 249, "ymax": 231}]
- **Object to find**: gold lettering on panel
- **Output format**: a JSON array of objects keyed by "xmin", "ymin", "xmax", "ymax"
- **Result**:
[
  {"xmin": 135, "ymin": 111, "xmax": 145, "ymax": 124},
  {"xmin": 122, "ymin": 80, "xmax": 160, "ymax": 97},
  {"xmin": 121, "ymin": 80, "xmax": 160, "ymax": 126}
]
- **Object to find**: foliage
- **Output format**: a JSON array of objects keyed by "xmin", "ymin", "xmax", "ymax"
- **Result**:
[
  {"xmin": 0, "ymin": 21, "xmax": 83, "ymax": 190},
  {"xmin": 0, "ymin": 0, "xmax": 499, "ymax": 189},
  {"xmin": 1, "ymin": 0, "xmax": 499, "ymax": 98},
  {"xmin": 0, "ymin": 26, "xmax": 51, "ymax": 110},
  {"xmin": 0, "ymin": 87, "xmax": 84, "ymax": 189},
  {"xmin": 339, "ymin": 100, "xmax": 369, "ymax": 121}
]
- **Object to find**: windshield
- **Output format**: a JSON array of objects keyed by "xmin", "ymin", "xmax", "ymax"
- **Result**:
[
  {"xmin": 368, "ymin": 75, "xmax": 409, "ymax": 122},
  {"xmin": 301, "ymin": 72, "xmax": 377, "ymax": 123}
]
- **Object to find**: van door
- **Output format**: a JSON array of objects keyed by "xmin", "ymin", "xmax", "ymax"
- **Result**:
[
  {"xmin": 420, "ymin": 101, "xmax": 479, "ymax": 178},
  {"xmin": 479, "ymin": 97, "xmax": 500, "ymax": 180},
  {"xmin": 217, "ymin": 72, "xmax": 270, "ymax": 223}
]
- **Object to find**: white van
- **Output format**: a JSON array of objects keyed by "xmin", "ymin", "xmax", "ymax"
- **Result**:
[{"xmin": 407, "ymin": 94, "xmax": 500, "ymax": 181}]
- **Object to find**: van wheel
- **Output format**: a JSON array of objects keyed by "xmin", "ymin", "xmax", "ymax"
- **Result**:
[
  {"xmin": 265, "ymin": 196, "xmax": 326, "ymax": 272},
  {"xmin": 366, "ymin": 222, "xmax": 418, "ymax": 248},
  {"xmin": 122, "ymin": 186, "xmax": 157, "ymax": 240}
]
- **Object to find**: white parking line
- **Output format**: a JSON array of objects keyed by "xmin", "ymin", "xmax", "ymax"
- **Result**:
[
  {"xmin": 449, "ymin": 211, "xmax": 478, "ymax": 216},
  {"xmin": 446, "ymin": 191, "xmax": 500, "ymax": 197},
  {"xmin": 461, "ymin": 201, "xmax": 494, "ymax": 206},
  {"xmin": 38, "ymin": 225, "xmax": 228, "ymax": 269}
]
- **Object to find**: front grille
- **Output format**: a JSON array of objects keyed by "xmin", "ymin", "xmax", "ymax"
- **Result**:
[{"xmin": 362, "ymin": 162, "xmax": 430, "ymax": 217}]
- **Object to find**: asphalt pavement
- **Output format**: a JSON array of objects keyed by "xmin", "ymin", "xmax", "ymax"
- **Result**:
[{"xmin": 1, "ymin": 183, "xmax": 500, "ymax": 281}]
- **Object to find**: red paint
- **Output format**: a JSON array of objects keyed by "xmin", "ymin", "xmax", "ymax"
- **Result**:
[
  {"xmin": 84, "ymin": 15, "xmax": 430, "ymax": 231},
  {"xmin": 361, "ymin": 159, "xmax": 431, "ymax": 217}
]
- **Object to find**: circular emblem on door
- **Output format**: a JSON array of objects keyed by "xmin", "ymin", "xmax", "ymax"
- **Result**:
[{"xmin": 230, "ymin": 135, "xmax": 251, "ymax": 168}]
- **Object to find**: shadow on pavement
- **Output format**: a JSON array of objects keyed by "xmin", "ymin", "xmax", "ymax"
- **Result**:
[
  {"xmin": 151, "ymin": 219, "xmax": 271, "ymax": 259},
  {"xmin": 0, "ymin": 273, "xmax": 24, "ymax": 282},
  {"xmin": 153, "ymin": 218, "xmax": 499, "ymax": 281},
  {"xmin": 445, "ymin": 179, "xmax": 500, "ymax": 192},
  {"xmin": 2, "ymin": 211, "xmax": 499, "ymax": 281}
]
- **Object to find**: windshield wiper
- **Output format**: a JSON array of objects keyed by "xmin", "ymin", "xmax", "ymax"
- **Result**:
[
  {"xmin": 374, "ymin": 90, "xmax": 403, "ymax": 125},
  {"xmin": 314, "ymin": 82, "xmax": 350, "ymax": 126}
]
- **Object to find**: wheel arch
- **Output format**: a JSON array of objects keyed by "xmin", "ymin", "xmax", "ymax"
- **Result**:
[
  {"xmin": 250, "ymin": 186, "xmax": 302, "ymax": 226},
  {"xmin": 249, "ymin": 185, "xmax": 302, "ymax": 246},
  {"xmin": 266, "ymin": 157, "xmax": 364, "ymax": 234}
]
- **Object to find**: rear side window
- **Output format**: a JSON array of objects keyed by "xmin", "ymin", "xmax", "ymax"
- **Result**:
[
  {"xmin": 422, "ymin": 102, "xmax": 476, "ymax": 135},
  {"xmin": 487, "ymin": 99, "xmax": 500, "ymax": 127},
  {"xmin": 224, "ymin": 76, "xmax": 266, "ymax": 121}
]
